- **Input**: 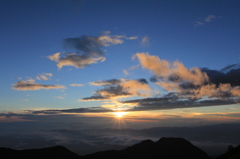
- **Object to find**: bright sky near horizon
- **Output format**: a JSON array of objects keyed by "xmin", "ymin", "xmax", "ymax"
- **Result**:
[{"xmin": 1, "ymin": 0, "xmax": 240, "ymax": 127}]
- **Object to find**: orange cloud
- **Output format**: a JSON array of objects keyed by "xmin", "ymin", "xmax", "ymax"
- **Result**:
[
  {"xmin": 134, "ymin": 52, "xmax": 208, "ymax": 86},
  {"xmin": 120, "ymin": 80, "xmax": 151, "ymax": 97},
  {"xmin": 133, "ymin": 52, "xmax": 171, "ymax": 77},
  {"xmin": 48, "ymin": 52, "xmax": 61, "ymax": 62},
  {"xmin": 230, "ymin": 86, "xmax": 240, "ymax": 96}
]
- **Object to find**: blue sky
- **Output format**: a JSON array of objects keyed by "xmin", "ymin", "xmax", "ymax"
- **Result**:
[{"xmin": 1, "ymin": 0, "xmax": 240, "ymax": 128}]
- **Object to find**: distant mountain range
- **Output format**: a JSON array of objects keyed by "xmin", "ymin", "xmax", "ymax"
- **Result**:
[{"xmin": 0, "ymin": 137, "xmax": 239, "ymax": 159}]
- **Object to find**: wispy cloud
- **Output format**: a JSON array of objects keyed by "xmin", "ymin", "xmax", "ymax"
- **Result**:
[
  {"xmin": 141, "ymin": 36, "xmax": 150, "ymax": 47},
  {"xmin": 123, "ymin": 65, "xmax": 139, "ymax": 75},
  {"xmin": 205, "ymin": 15, "xmax": 216, "ymax": 22},
  {"xmin": 56, "ymin": 96, "xmax": 64, "ymax": 99},
  {"xmin": 89, "ymin": 79, "xmax": 125, "ymax": 86},
  {"xmin": 48, "ymin": 31, "xmax": 137, "ymax": 69},
  {"xmin": 70, "ymin": 83, "xmax": 84, "ymax": 87},
  {"xmin": 36, "ymin": 73, "xmax": 53, "ymax": 80},
  {"xmin": 194, "ymin": 15, "xmax": 220, "ymax": 26}
]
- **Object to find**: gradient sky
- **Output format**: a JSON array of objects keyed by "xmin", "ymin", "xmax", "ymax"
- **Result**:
[{"xmin": 1, "ymin": 0, "xmax": 240, "ymax": 155}]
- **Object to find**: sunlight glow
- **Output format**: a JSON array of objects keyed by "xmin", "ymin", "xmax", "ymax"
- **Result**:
[{"xmin": 114, "ymin": 112, "xmax": 127, "ymax": 118}]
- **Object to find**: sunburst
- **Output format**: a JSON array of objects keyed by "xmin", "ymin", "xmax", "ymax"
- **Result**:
[{"xmin": 114, "ymin": 112, "xmax": 127, "ymax": 118}]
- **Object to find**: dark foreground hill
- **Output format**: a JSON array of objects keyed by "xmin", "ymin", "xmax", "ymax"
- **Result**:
[
  {"xmin": 0, "ymin": 137, "xmax": 213, "ymax": 159},
  {"xmin": 216, "ymin": 145, "xmax": 240, "ymax": 159},
  {"xmin": 0, "ymin": 145, "xmax": 80, "ymax": 159}
]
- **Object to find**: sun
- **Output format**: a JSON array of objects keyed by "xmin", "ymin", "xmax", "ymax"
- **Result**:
[{"xmin": 114, "ymin": 112, "xmax": 127, "ymax": 118}]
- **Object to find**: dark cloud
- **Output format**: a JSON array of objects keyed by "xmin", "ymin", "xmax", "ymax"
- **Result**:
[
  {"xmin": 150, "ymin": 76, "xmax": 157, "ymax": 82},
  {"xmin": 30, "ymin": 107, "xmax": 113, "ymax": 114},
  {"xmin": 202, "ymin": 66, "xmax": 240, "ymax": 86},
  {"xmin": 81, "ymin": 85, "xmax": 131, "ymax": 101},
  {"xmin": 130, "ymin": 99, "xmax": 237, "ymax": 111},
  {"xmin": 48, "ymin": 32, "xmax": 136, "ymax": 69},
  {"xmin": 89, "ymin": 79, "xmax": 125, "ymax": 86},
  {"xmin": 220, "ymin": 63, "xmax": 240, "ymax": 72},
  {"xmin": 137, "ymin": 78, "xmax": 148, "ymax": 84},
  {"xmin": 120, "ymin": 94, "xmax": 238, "ymax": 111},
  {"xmin": 121, "ymin": 97, "xmax": 178, "ymax": 104},
  {"xmin": 64, "ymin": 36, "xmax": 105, "ymax": 56},
  {"xmin": 82, "ymin": 79, "xmax": 151, "ymax": 101},
  {"xmin": 12, "ymin": 81, "xmax": 66, "ymax": 91}
]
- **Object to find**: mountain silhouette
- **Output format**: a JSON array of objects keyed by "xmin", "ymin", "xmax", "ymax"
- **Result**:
[
  {"xmin": 216, "ymin": 145, "xmax": 240, "ymax": 159},
  {"xmin": 84, "ymin": 137, "xmax": 211, "ymax": 159},
  {"xmin": 0, "ymin": 137, "xmax": 212, "ymax": 159}
]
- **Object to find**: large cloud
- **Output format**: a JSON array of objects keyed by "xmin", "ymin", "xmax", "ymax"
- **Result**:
[
  {"xmin": 134, "ymin": 52, "xmax": 209, "ymax": 86},
  {"xmin": 48, "ymin": 32, "xmax": 137, "ymax": 69},
  {"xmin": 12, "ymin": 81, "xmax": 66, "ymax": 91},
  {"xmin": 125, "ymin": 53, "xmax": 240, "ymax": 110}
]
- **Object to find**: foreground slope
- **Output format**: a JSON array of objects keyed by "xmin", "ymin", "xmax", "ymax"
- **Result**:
[{"xmin": 0, "ymin": 145, "xmax": 81, "ymax": 159}]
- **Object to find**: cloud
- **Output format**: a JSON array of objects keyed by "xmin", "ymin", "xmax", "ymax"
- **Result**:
[
  {"xmin": 70, "ymin": 83, "xmax": 84, "ymax": 87},
  {"xmin": 48, "ymin": 32, "xmax": 136, "ymax": 69},
  {"xmin": 48, "ymin": 52, "xmax": 61, "ymax": 62},
  {"xmin": 194, "ymin": 14, "xmax": 219, "ymax": 26},
  {"xmin": 205, "ymin": 15, "xmax": 216, "ymax": 22},
  {"xmin": 127, "ymin": 36, "xmax": 138, "ymax": 40},
  {"xmin": 20, "ymin": 99, "xmax": 29, "ymax": 102},
  {"xmin": 230, "ymin": 87, "xmax": 240, "ymax": 96},
  {"xmin": 12, "ymin": 81, "xmax": 66, "ymax": 91},
  {"xmin": 36, "ymin": 73, "xmax": 53, "ymax": 80},
  {"xmin": 0, "ymin": 113, "xmax": 34, "ymax": 122},
  {"xmin": 123, "ymin": 70, "xmax": 129, "ymax": 76},
  {"xmin": 141, "ymin": 36, "xmax": 150, "ymax": 47},
  {"xmin": 89, "ymin": 79, "xmax": 125, "ymax": 86},
  {"xmin": 30, "ymin": 107, "xmax": 113, "ymax": 114},
  {"xmin": 56, "ymin": 96, "xmax": 64, "ymax": 99},
  {"xmin": 81, "ymin": 85, "xmax": 131, "ymax": 101},
  {"xmin": 123, "ymin": 65, "xmax": 139, "ymax": 75},
  {"xmin": 134, "ymin": 52, "xmax": 209, "ymax": 86},
  {"xmin": 126, "ymin": 53, "xmax": 240, "ymax": 110},
  {"xmin": 81, "ymin": 53, "xmax": 240, "ymax": 111},
  {"xmin": 81, "ymin": 79, "xmax": 151, "ymax": 101},
  {"xmin": 201, "ymin": 66, "xmax": 240, "ymax": 86},
  {"xmin": 50, "ymin": 53, "xmax": 106, "ymax": 69},
  {"xmin": 121, "ymin": 97, "xmax": 238, "ymax": 112},
  {"xmin": 121, "ymin": 79, "xmax": 151, "ymax": 97},
  {"xmin": 26, "ymin": 78, "xmax": 35, "ymax": 83}
]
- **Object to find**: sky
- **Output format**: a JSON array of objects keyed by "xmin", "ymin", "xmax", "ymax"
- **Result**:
[{"xmin": 1, "ymin": 0, "xmax": 240, "ymax": 157}]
